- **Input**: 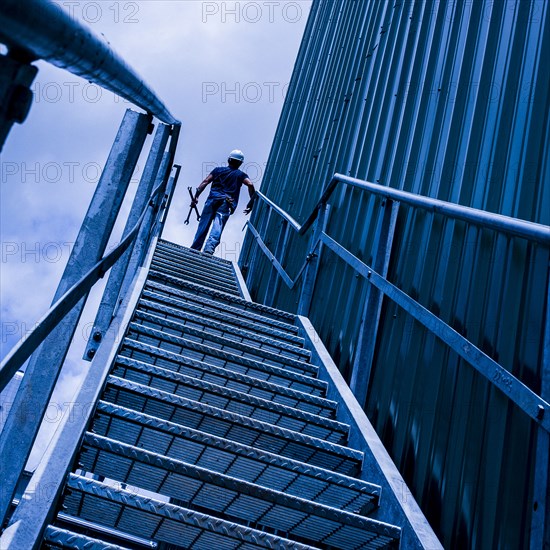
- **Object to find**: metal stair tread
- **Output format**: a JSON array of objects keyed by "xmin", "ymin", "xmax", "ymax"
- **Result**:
[
  {"xmin": 62, "ymin": 474, "xmax": 321, "ymax": 550},
  {"xmin": 142, "ymin": 285, "xmax": 303, "ymax": 343},
  {"xmin": 137, "ymin": 298, "xmax": 310, "ymax": 359},
  {"xmin": 116, "ymin": 349, "xmax": 331, "ymax": 410},
  {"xmin": 44, "ymin": 525, "xmax": 132, "ymax": 550},
  {"xmin": 112, "ymin": 356, "xmax": 346, "ymax": 436},
  {"xmin": 120, "ymin": 339, "xmax": 326, "ymax": 396},
  {"xmin": 149, "ymin": 268, "xmax": 244, "ymax": 302},
  {"xmin": 151, "ymin": 252, "xmax": 239, "ymax": 284},
  {"xmin": 157, "ymin": 239, "xmax": 235, "ymax": 269},
  {"xmin": 154, "ymin": 246, "xmax": 236, "ymax": 277},
  {"xmin": 151, "ymin": 257, "xmax": 241, "ymax": 295},
  {"xmin": 103, "ymin": 376, "xmax": 362, "ymax": 471},
  {"xmin": 126, "ymin": 324, "xmax": 318, "ymax": 379},
  {"xmin": 77, "ymin": 432, "xmax": 400, "ymax": 549},
  {"xmin": 91, "ymin": 402, "xmax": 378, "ymax": 513},
  {"xmin": 149, "ymin": 271, "xmax": 296, "ymax": 323},
  {"xmin": 129, "ymin": 316, "xmax": 315, "ymax": 374},
  {"xmin": 145, "ymin": 279, "xmax": 299, "ymax": 334}
]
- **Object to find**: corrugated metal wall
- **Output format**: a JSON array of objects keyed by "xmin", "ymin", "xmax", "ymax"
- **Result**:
[{"xmin": 240, "ymin": 0, "xmax": 549, "ymax": 547}]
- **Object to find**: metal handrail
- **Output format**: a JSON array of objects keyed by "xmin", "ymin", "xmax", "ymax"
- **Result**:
[
  {"xmin": 258, "ymin": 173, "xmax": 550, "ymax": 243},
  {"xmin": 248, "ymin": 173, "xmax": 550, "ymax": 432},
  {"xmin": 0, "ymin": 180, "xmax": 168, "ymax": 392},
  {"xmin": 0, "ymin": 0, "xmax": 179, "ymax": 125}
]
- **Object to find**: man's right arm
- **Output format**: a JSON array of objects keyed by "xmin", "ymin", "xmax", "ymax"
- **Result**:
[{"xmin": 192, "ymin": 173, "xmax": 214, "ymax": 206}]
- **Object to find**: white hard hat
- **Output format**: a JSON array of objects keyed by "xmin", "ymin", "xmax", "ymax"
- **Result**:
[{"xmin": 228, "ymin": 149, "xmax": 245, "ymax": 163}]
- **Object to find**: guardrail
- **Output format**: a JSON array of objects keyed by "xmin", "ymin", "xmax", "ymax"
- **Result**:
[
  {"xmin": 0, "ymin": 0, "xmax": 181, "ymax": 530},
  {"xmin": 245, "ymin": 173, "xmax": 550, "ymax": 432},
  {"xmin": 0, "ymin": 0, "xmax": 179, "ymax": 126}
]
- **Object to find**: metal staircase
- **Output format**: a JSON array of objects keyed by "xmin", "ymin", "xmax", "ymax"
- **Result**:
[{"xmin": 40, "ymin": 239, "xmax": 411, "ymax": 549}]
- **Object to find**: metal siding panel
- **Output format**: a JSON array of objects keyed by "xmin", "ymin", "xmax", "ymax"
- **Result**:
[{"xmin": 240, "ymin": 0, "xmax": 550, "ymax": 547}]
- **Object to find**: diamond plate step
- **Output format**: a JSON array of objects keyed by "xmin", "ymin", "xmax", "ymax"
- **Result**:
[
  {"xmin": 62, "ymin": 475, "xmax": 322, "ymax": 549},
  {"xmin": 149, "ymin": 271, "xmax": 296, "ymax": 324},
  {"xmin": 128, "ymin": 316, "xmax": 314, "ymax": 374},
  {"xmin": 43, "ymin": 526, "xmax": 132, "ymax": 550},
  {"xmin": 151, "ymin": 257, "xmax": 241, "ymax": 296},
  {"xmin": 76, "ymin": 433, "xmax": 399, "ymax": 549},
  {"xmin": 90, "ymin": 402, "xmax": 377, "ymax": 513},
  {"xmin": 120, "ymin": 339, "xmax": 326, "ymax": 396},
  {"xmin": 157, "ymin": 240, "xmax": 236, "ymax": 272},
  {"xmin": 111, "ymin": 357, "xmax": 346, "ymax": 438},
  {"xmin": 154, "ymin": 246, "xmax": 237, "ymax": 279},
  {"xmin": 125, "ymin": 324, "xmax": 317, "ymax": 381},
  {"xmin": 142, "ymin": 284, "xmax": 303, "ymax": 344},
  {"xmin": 136, "ymin": 298, "xmax": 309, "ymax": 360},
  {"xmin": 117, "ymin": 347, "xmax": 329, "ymax": 407},
  {"xmin": 103, "ymin": 376, "xmax": 361, "ymax": 472}
]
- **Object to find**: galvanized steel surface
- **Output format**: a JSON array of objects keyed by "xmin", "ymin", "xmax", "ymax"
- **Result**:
[
  {"xmin": 239, "ymin": 0, "xmax": 550, "ymax": 547},
  {"xmin": 0, "ymin": 0, "xmax": 179, "ymax": 124},
  {"xmin": 20, "ymin": 241, "xmax": 408, "ymax": 549}
]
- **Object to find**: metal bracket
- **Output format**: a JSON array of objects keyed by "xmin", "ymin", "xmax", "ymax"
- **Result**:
[{"xmin": 0, "ymin": 52, "xmax": 38, "ymax": 151}]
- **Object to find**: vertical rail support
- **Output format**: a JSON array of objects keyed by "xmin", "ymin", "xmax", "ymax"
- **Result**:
[
  {"xmin": 0, "ymin": 241, "xmax": 153, "ymax": 550},
  {"xmin": 243, "ymin": 205, "xmax": 272, "ymax": 289},
  {"xmin": 531, "ymin": 262, "xmax": 550, "ymax": 548},
  {"xmin": 83, "ymin": 123, "xmax": 171, "ymax": 360},
  {"xmin": 0, "ymin": 108, "xmax": 150, "ymax": 527},
  {"xmin": 0, "ymin": 51, "xmax": 38, "ymax": 152},
  {"xmin": 264, "ymin": 219, "xmax": 290, "ymax": 307},
  {"xmin": 115, "ymin": 154, "xmax": 175, "ymax": 305},
  {"xmin": 298, "ymin": 203, "xmax": 329, "ymax": 316},
  {"xmin": 349, "ymin": 199, "xmax": 399, "ymax": 407}
]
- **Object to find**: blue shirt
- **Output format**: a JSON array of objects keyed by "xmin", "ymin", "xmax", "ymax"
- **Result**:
[{"xmin": 209, "ymin": 166, "xmax": 249, "ymax": 205}]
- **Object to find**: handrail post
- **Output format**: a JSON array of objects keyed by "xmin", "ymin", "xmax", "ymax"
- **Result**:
[
  {"xmin": 244, "ymin": 204, "xmax": 271, "ymax": 290},
  {"xmin": 83, "ymin": 123, "xmax": 171, "ymax": 360},
  {"xmin": 0, "ymin": 108, "xmax": 150, "ymax": 527},
  {"xmin": 0, "ymin": 235, "xmax": 156, "ymax": 550},
  {"xmin": 117, "ymin": 153, "xmax": 175, "ymax": 299},
  {"xmin": 349, "ymin": 199, "xmax": 399, "ymax": 407},
  {"xmin": 298, "ymin": 203, "xmax": 329, "ymax": 316},
  {"xmin": 264, "ymin": 218, "xmax": 290, "ymax": 307}
]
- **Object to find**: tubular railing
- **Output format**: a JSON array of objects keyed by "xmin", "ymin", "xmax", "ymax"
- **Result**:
[
  {"xmin": 0, "ymin": 0, "xmax": 179, "ymax": 126},
  {"xmin": 0, "ymin": 167, "xmax": 179, "ymax": 392},
  {"xmin": 245, "ymin": 173, "xmax": 550, "ymax": 432},
  {"xmin": 0, "ymin": 0, "xmax": 181, "ymax": 532}
]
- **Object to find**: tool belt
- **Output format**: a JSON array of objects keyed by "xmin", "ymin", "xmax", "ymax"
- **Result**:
[{"xmin": 224, "ymin": 196, "xmax": 236, "ymax": 214}]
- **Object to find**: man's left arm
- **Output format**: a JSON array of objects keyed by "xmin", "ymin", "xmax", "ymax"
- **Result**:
[{"xmin": 243, "ymin": 178, "xmax": 256, "ymax": 215}]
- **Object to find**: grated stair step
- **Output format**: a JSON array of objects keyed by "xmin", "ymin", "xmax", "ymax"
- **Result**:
[
  {"xmin": 142, "ymin": 284, "xmax": 303, "ymax": 344},
  {"xmin": 148, "ymin": 271, "xmax": 296, "ymax": 324},
  {"xmin": 62, "ymin": 474, "xmax": 321, "ymax": 549},
  {"xmin": 89, "ymin": 402, "xmax": 379, "ymax": 513},
  {"xmin": 76, "ymin": 433, "xmax": 398, "ymax": 549},
  {"xmin": 136, "ymin": 299, "xmax": 309, "ymax": 359},
  {"xmin": 45, "ymin": 242, "xmax": 402, "ymax": 549},
  {"xmin": 128, "ymin": 317, "xmax": 314, "ymax": 374},
  {"xmin": 150, "ymin": 256, "xmax": 242, "ymax": 296},
  {"xmin": 120, "ymin": 339, "xmax": 327, "ymax": 396},
  {"xmin": 154, "ymin": 245, "xmax": 236, "ymax": 277},
  {"xmin": 102, "ymin": 376, "xmax": 357, "ymax": 464},
  {"xmin": 156, "ymin": 240, "xmax": 236, "ymax": 272},
  {"xmin": 110, "ymin": 357, "xmax": 346, "ymax": 436}
]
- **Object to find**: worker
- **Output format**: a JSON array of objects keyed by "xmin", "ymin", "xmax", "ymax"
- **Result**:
[{"xmin": 190, "ymin": 149, "xmax": 256, "ymax": 255}]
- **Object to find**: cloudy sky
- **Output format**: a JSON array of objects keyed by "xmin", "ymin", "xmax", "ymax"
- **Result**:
[{"xmin": 0, "ymin": 0, "xmax": 311, "ymax": 467}]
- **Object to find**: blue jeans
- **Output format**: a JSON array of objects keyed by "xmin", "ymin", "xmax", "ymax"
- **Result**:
[{"xmin": 190, "ymin": 197, "xmax": 232, "ymax": 254}]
